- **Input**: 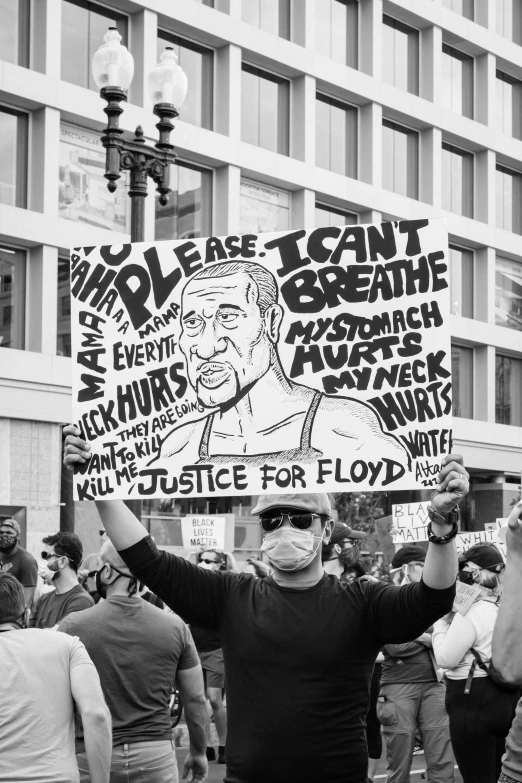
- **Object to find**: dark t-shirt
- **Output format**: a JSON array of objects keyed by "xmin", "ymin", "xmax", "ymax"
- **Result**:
[
  {"xmin": 381, "ymin": 642, "xmax": 436, "ymax": 684},
  {"xmin": 58, "ymin": 595, "xmax": 199, "ymax": 748},
  {"xmin": 0, "ymin": 546, "xmax": 38, "ymax": 587},
  {"xmin": 190, "ymin": 623, "xmax": 221, "ymax": 652},
  {"xmin": 31, "ymin": 584, "xmax": 94, "ymax": 629},
  {"xmin": 119, "ymin": 536, "xmax": 455, "ymax": 783}
]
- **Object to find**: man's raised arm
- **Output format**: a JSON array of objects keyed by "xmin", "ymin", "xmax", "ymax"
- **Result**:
[
  {"xmin": 63, "ymin": 425, "xmax": 148, "ymax": 550},
  {"xmin": 492, "ymin": 500, "xmax": 522, "ymax": 684}
]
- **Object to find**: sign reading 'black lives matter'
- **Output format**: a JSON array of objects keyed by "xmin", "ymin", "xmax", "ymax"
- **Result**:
[{"xmin": 71, "ymin": 218, "xmax": 452, "ymax": 501}]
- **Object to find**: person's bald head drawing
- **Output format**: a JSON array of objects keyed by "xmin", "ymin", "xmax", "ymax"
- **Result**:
[{"xmin": 179, "ymin": 262, "xmax": 285, "ymax": 409}]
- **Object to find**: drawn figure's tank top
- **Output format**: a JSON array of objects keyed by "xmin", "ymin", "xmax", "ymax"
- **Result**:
[{"xmin": 197, "ymin": 391, "xmax": 324, "ymax": 465}]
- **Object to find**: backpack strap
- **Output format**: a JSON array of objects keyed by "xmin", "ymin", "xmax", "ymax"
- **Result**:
[
  {"xmin": 470, "ymin": 647, "xmax": 490, "ymax": 674},
  {"xmin": 464, "ymin": 658, "xmax": 477, "ymax": 694}
]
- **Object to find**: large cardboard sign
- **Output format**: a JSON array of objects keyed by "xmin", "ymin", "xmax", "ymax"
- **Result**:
[
  {"xmin": 180, "ymin": 516, "xmax": 226, "ymax": 550},
  {"xmin": 70, "ymin": 219, "xmax": 452, "ymax": 500}
]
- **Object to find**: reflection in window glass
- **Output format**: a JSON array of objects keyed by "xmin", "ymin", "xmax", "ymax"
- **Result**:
[
  {"xmin": 0, "ymin": 108, "xmax": 28, "ymax": 208},
  {"xmin": 315, "ymin": 203, "xmax": 357, "ymax": 227},
  {"xmin": 449, "ymin": 246, "xmax": 474, "ymax": 318},
  {"xmin": 382, "ymin": 17, "xmax": 419, "ymax": 95},
  {"xmin": 57, "ymin": 258, "xmax": 71, "ymax": 357},
  {"xmin": 496, "ymin": 256, "xmax": 522, "ymax": 331},
  {"xmin": 239, "ymin": 179, "xmax": 290, "ymax": 233},
  {"xmin": 496, "ymin": 71, "xmax": 522, "ymax": 140},
  {"xmin": 382, "ymin": 120, "xmax": 418, "ymax": 199},
  {"xmin": 496, "ymin": 0, "xmax": 522, "ymax": 45},
  {"xmin": 441, "ymin": 45, "xmax": 473, "ymax": 118},
  {"xmin": 441, "ymin": 143, "xmax": 474, "ymax": 218},
  {"xmin": 316, "ymin": 95, "xmax": 357, "ymax": 177},
  {"xmin": 315, "ymin": 0, "xmax": 358, "ymax": 68},
  {"xmin": 0, "ymin": 246, "xmax": 25, "ymax": 350},
  {"xmin": 61, "ymin": 0, "xmax": 128, "ymax": 90},
  {"xmin": 155, "ymin": 161, "xmax": 212, "ymax": 241},
  {"xmin": 0, "ymin": 0, "xmax": 30, "ymax": 66},
  {"xmin": 451, "ymin": 345, "xmax": 473, "ymax": 418},
  {"xmin": 157, "ymin": 33, "xmax": 213, "ymax": 130},
  {"xmin": 496, "ymin": 354, "xmax": 522, "ymax": 426},
  {"xmin": 241, "ymin": 65, "xmax": 289, "ymax": 155},
  {"xmin": 59, "ymin": 123, "xmax": 128, "ymax": 232},
  {"xmin": 242, "ymin": 0, "xmax": 291, "ymax": 39},
  {"xmin": 496, "ymin": 165, "xmax": 522, "ymax": 235},
  {"xmin": 442, "ymin": 0, "xmax": 474, "ymax": 19}
]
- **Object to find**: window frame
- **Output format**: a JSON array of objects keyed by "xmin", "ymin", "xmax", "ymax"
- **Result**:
[
  {"xmin": 241, "ymin": 63, "xmax": 290, "ymax": 156},
  {"xmin": 442, "ymin": 0, "xmax": 474, "ymax": 20},
  {"xmin": 315, "ymin": 202, "xmax": 358, "ymax": 226},
  {"xmin": 157, "ymin": 29, "xmax": 214, "ymax": 131},
  {"xmin": 0, "ymin": 244, "xmax": 26, "ymax": 351},
  {"xmin": 382, "ymin": 118, "xmax": 419, "ymax": 200},
  {"xmin": 441, "ymin": 141, "xmax": 474, "ymax": 218},
  {"xmin": 241, "ymin": 0, "xmax": 291, "ymax": 40},
  {"xmin": 441, "ymin": 43, "xmax": 474, "ymax": 119},
  {"xmin": 496, "ymin": 70, "xmax": 522, "ymax": 140},
  {"xmin": 315, "ymin": 92, "xmax": 358, "ymax": 178},
  {"xmin": 154, "ymin": 158, "xmax": 214, "ymax": 242},
  {"xmin": 448, "ymin": 244, "xmax": 474, "ymax": 319},
  {"xmin": 0, "ymin": 104, "xmax": 28, "ymax": 209},
  {"xmin": 451, "ymin": 343, "xmax": 474, "ymax": 419},
  {"xmin": 496, "ymin": 352, "xmax": 522, "ymax": 427},
  {"xmin": 496, "ymin": 163, "xmax": 522, "ymax": 235},
  {"xmin": 61, "ymin": 0, "xmax": 129, "ymax": 90},
  {"xmin": 382, "ymin": 15, "xmax": 420, "ymax": 96}
]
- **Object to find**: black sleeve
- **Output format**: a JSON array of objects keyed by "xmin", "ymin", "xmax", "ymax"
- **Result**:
[
  {"xmin": 18, "ymin": 552, "xmax": 38, "ymax": 588},
  {"xmin": 361, "ymin": 578, "xmax": 455, "ymax": 645},
  {"xmin": 118, "ymin": 536, "xmax": 235, "ymax": 630}
]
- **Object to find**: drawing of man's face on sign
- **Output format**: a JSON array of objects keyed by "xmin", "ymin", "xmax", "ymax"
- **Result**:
[{"xmin": 179, "ymin": 262, "xmax": 283, "ymax": 409}]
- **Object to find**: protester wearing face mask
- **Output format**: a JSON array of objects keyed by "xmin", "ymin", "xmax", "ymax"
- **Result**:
[
  {"xmin": 58, "ymin": 540, "xmax": 208, "ymax": 783},
  {"xmin": 432, "ymin": 544, "xmax": 516, "ymax": 783},
  {"xmin": 0, "ymin": 572, "xmax": 112, "ymax": 783},
  {"xmin": 379, "ymin": 545, "xmax": 455, "ymax": 783},
  {"xmin": 30, "ymin": 533, "xmax": 94, "ymax": 629},
  {"xmin": 322, "ymin": 522, "xmax": 367, "ymax": 582},
  {"xmin": 0, "ymin": 518, "xmax": 38, "ymax": 611}
]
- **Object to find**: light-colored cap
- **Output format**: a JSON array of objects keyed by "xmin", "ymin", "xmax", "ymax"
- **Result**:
[{"xmin": 251, "ymin": 493, "xmax": 332, "ymax": 517}]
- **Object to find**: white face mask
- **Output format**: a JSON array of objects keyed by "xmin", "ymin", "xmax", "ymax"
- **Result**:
[{"xmin": 261, "ymin": 527, "xmax": 324, "ymax": 572}]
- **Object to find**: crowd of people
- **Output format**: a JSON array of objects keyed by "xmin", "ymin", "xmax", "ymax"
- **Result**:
[{"xmin": 1, "ymin": 428, "xmax": 522, "ymax": 783}]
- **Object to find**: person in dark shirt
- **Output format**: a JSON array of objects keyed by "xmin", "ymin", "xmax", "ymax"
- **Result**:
[
  {"xmin": 322, "ymin": 522, "xmax": 367, "ymax": 583},
  {"xmin": 30, "ymin": 532, "xmax": 94, "ymax": 628},
  {"xmin": 0, "ymin": 518, "xmax": 38, "ymax": 610},
  {"xmin": 58, "ymin": 539, "xmax": 208, "ymax": 783},
  {"xmin": 64, "ymin": 426, "xmax": 468, "ymax": 783}
]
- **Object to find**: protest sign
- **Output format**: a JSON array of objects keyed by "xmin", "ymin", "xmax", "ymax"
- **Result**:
[
  {"xmin": 391, "ymin": 501, "xmax": 430, "ymax": 543},
  {"xmin": 70, "ymin": 218, "xmax": 452, "ymax": 500},
  {"xmin": 180, "ymin": 516, "xmax": 226, "ymax": 550},
  {"xmin": 453, "ymin": 582, "xmax": 482, "ymax": 616}
]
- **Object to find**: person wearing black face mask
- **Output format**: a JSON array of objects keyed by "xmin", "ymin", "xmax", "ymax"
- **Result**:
[
  {"xmin": 58, "ymin": 539, "xmax": 208, "ymax": 783},
  {"xmin": 0, "ymin": 518, "xmax": 38, "ymax": 611},
  {"xmin": 321, "ymin": 522, "xmax": 367, "ymax": 582}
]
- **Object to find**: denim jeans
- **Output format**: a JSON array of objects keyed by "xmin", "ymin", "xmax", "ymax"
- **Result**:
[{"xmin": 77, "ymin": 739, "xmax": 178, "ymax": 783}]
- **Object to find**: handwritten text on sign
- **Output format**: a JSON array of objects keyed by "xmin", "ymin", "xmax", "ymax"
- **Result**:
[
  {"xmin": 70, "ymin": 219, "xmax": 452, "ymax": 499},
  {"xmin": 180, "ymin": 516, "xmax": 226, "ymax": 550}
]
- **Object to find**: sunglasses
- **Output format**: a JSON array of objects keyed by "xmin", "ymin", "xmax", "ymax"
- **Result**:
[
  {"xmin": 41, "ymin": 551, "xmax": 64, "ymax": 561},
  {"xmin": 260, "ymin": 512, "xmax": 322, "ymax": 533},
  {"xmin": 99, "ymin": 530, "xmax": 106, "ymax": 536},
  {"xmin": 199, "ymin": 557, "xmax": 218, "ymax": 565}
]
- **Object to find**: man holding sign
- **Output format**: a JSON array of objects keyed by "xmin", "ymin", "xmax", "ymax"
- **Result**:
[{"xmin": 64, "ymin": 426, "xmax": 467, "ymax": 783}]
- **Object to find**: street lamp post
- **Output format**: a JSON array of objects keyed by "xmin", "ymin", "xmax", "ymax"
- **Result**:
[{"xmin": 90, "ymin": 29, "xmax": 188, "ymax": 520}]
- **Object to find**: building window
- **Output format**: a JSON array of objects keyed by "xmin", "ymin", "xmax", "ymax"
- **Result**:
[
  {"xmin": 449, "ymin": 246, "xmax": 474, "ymax": 318},
  {"xmin": 451, "ymin": 345, "xmax": 473, "ymax": 418},
  {"xmin": 316, "ymin": 94, "xmax": 357, "ymax": 178},
  {"xmin": 242, "ymin": 0, "xmax": 291, "ymax": 39},
  {"xmin": 441, "ymin": 45, "xmax": 473, "ymax": 118},
  {"xmin": 239, "ymin": 179, "xmax": 290, "ymax": 233},
  {"xmin": 442, "ymin": 0, "xmax": 474, "ymax": 19},
  {"xmin": 496, "ymin": 0, "xmax": 522, "ymax": 45},
  {"xmin": 496, "ymin": 256, "xmax": 522, "ymax": 331},
  {"xmin": 382, "ymin": 120, "xmax": 419, "ymax": 199},
  {"xmin": 496, "ymin": 354, "xmax": 522, "ymax": 426},
  {"xmin": 59, "ymin": 123, "xmax": 128, "ymax": 232},
  {"xmin": 315, "ymin": 0, "xmax": 358, "ymax": 68},
  {"xmin": 0, "ymin": 107, "xmax": 28, "ymax": 208},
  {"xmin": 315, "ymin": 203, "xmax": 357, "ymax": 227},
  {"xmin": 441, "ymin": 143, "xmax": 474, "ymax": 218},
  {"xmin": 497, "ymin": 71, "xmax": 522, "ymax": 140},
  {"xmin": 61, "ymin": 0, "xmax": 128, "ymax": 90},
  {"xmin": 382, "ymin": 17, "xmax": 419, "ymax": 95},
  {"xmin": 496, "ymin": 165, "xmax": 522, "ymax": 235},
  {"xmin": 57, "ymin": 257, "xmax": 71, "ymax": 357},
  {"xmin": 155, "ymin": 161, "xmax": 212, "ymax": 241},
  {"xmin": 241, "ymin": 65, "xmax": 290, "ymax": 155},
  {"xmin": 0, "ymin": 0, "xmax": 30, "ymax": 67},
  {"xmin": 157, "ymin": 32, "xmax": 213, "ymax": 130},
  {"xmin": 0, "ymin": 246, "xmax": 25, "ymax": 350}
]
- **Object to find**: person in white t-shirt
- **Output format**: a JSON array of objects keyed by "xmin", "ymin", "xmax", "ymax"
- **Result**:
[
  {"xmin": 432, "ymin": 544, "xmax": 517, "ymax": 783},
  {"xmin": 0, "ymin": 572, "xmax": 111, "ymax": 783}
]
